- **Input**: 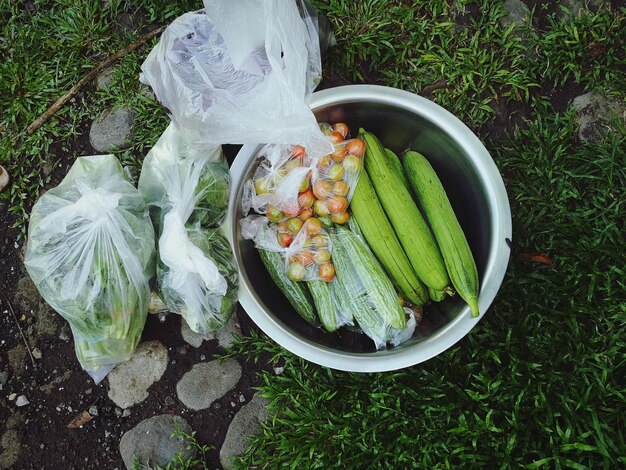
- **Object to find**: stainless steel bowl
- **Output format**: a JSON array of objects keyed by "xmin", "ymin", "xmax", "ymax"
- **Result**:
[{"xmin": 225, "ymin": 85, "xmax": 512, "ymax": 372}]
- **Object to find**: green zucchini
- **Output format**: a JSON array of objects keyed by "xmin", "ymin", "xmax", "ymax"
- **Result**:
[
  {"xmin": 330, "ymin": 226, "xmax": 406, "ymax": 333},
  {"xmin": 359, "ymin": 129, "xmax": 450, "ymax": 291},
  {"xmin": 257, "ymin": 248, "xmax": 318, "ymax": 325},
  {"xmin": 403, "ymin": 150, "xmax": 480, "ymax": 317},
  {"xmin": 351, "ymin": 171, "xmax": 428, "ymax": 305},
  {"xmin": 307, "ymin": 280, "xmax": 338, "ymax": 332},
  {"xmin": 428, "ymin": 287, "xmax": 447, "ymax": 303}
]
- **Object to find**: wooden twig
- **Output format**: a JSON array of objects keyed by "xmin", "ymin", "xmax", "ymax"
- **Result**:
[
  {"xmin": 26, "ymin": 25, "xmax": 166, "ymax": 135},
  {"xmin": 421, "ymin": 79, "xmax": 449, "ymax": 95},
  {"xmin": 1, "ymin": 290, "xmax": 36, "ymax": 368}
]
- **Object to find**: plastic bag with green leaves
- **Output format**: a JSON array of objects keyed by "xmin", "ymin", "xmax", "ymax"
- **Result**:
[
  {"xmin": 139, "ymin": 124, "xmax": 238, "ymax": 334},
  {"xmin": 24, "ymin": 155, "xmax": 156, "ymax": 383}
]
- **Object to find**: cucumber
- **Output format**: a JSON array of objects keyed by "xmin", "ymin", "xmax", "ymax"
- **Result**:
[
  {"xmin": 385, "ymin": 148, "xmax": 410, "ymax": 190},
  {"xmin": 307, "ymin": 280, "xmax": 339, "ymax": 332},
  {"xmin": 403, "ymin": 150, "xmax": 480, "ymax": 317},
  {"xmin": 351, "ymin": 171, "xmax": 428, "ymax": 305},
  {"xmin": 257, "ymin": 248, "xmax": 318, "ymax": 325},
  {"xmin": 330, "ymin": 226, "xmax": 406, "ymax": 332},
  {"xmin": 359, "ymin": 129, "xmax": 450, "ymax": 291}
]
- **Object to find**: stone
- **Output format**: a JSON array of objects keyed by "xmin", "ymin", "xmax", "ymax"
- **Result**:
[
  {"xmin": 88, "ymin": 405, "xmax": 98, "ymax": 416},
  {"xmin": 0, "ymin": 429, "xmax": 21, "ymax": 469},
  {"xmin": 119, "ymin": 415, "xmax": 194, "ymax": 470},
  {"xmin": 89, "ymin": 106, "xmax": 134, "ymax": 153},
  {"xmin": 572, "ymin": 92, "xmax": 625, "ymax": 143},
  {"xmin": 96, "ymin": 68, "xmax": 115, "ymax": 91},
  {"xmin": 107, "ymin": 341, "xmax": 168, "ymax": 409},
  {"xmin": 0, "ymin": 165, "xmax": 8, "ymax": 192},
  {"xmin": 273, "ymin": 366, "xmax": 284, "ymax": 375},
  {"xmin": 0, "ymin": 371, "xmax": 8, "ymax": 390},
  {"xmin": 559, "ymin": 0, "xmax": 611, "ymax": 19},
  {"xmin": 8, "ymin": 393, "xmax": 16, "ymax": 401},
  {"xmin": 181, "ymin": 314, "xmax": 241, "ymax": 349},
  {"xmin": 14, "ymin": 276, "xmax": 59, "ymax": 338},
  {"xmin": 32, "ymin": 348, "xmax": 42, "ymax": 360},
  {"xmin": 122, "ymin": 409, "xmax": 131, "ymax": 418},
  {"xmin": 219, "ymin": 394, "xmax": 270, "ymax": 470},
  {"xmin": 58, "ymin": 323, "xmax": 71, "ymax": 341},
  {"xmin": 16, "ymin": 395, "xmax": 29, "ymax": 407},
  {"xmin": 7, "ymin": 345, "xmax": 27, "ymax": 376},
  {"xmin": 176, "ymin": 359, "xmax": 242, "ymax": 411},
  {"xmin": 499, "ymin": 0, "xmax": 530, "ymax": 29}
]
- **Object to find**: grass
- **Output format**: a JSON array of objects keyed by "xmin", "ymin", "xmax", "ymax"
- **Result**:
[{"xmin": 2, "ymin": 0, "xmax": 625, "ymax": 468}]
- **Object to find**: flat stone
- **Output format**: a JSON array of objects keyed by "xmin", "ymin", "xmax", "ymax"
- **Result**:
[
  {"xmin": 89, "ymin": 106, "xmax": 134, "ymax": 153},
  {"xmin": 176, "ymin": 359, "xmax": 242, "ymax": 411},
  {"xmin": 14, "ymin": 276, "xmax": 60, "ymax": 338},
  {"xmin": 96, "ymin": 68, "xmax": 115, "ymax": 91},
  {"xmin": 119, "ymin": 415, "xmax": 194, "ymax": 470},
  {"xmin": 181, "ymin": 314, "xmax": 241, "ymax": 349},
  {"xmin": 107, "ymin": 341, "xmax": 168, "ymax": 409},
  {"xmin": 0, "ymin": 429, "xmax": 21, "ymax": 469},
  {"xmin": 219, "ymin": 393, "xmax": 270, "ymax": 470},
  {"xmin": 572, "ymin": 92, "xmax": 625, "ymax": 143},
  {"xmin": 499, "ymin": 0, "xmax": 529, "ymax": 29}
]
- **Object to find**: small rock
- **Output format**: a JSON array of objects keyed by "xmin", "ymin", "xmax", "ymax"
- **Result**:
[
  {"xmin": 122, "ymin": 409, "xmax": 131, "ymax": 418},
  {"xmin": 16, "ymin": 395, "xmax": 29, "ymax": 407},
  {"xmin": 181, "ymin": 314, "xmax": 241, "ymax": 349},
  {"xmin": 176, "ymin": 359, "xmax": 242, "ymax": 411},
  {"xmin": 115, "ymin": 407, "xmax": 123, "ymax": 418},
  {"xmin": 0, "ymin": 165, "xmax": 8, "ymax": 192},
  {"xmin": 0, "ymin": 371, "xmax": 8, "ymax": 390},
  {"xmin": 8, "ymin": 393, "xmax": 16, "ymax": 401},
  {"xmin": 119, "ymin": 415, "xmax": 194, "ymax": 470},
  {"xmin": 219, "ymin": 394, "xmax": 270, "ymax": 470},
  {"xmin": 176, "ymin": 344, "xmax": 189, "ymax": 355},
  {"xmin": 107, "ymin": 340, "xmax": 168, "ymax": 409},
  {"xmin": 58, "ymin": 324, "xmax": 71, "ymax": 341},
  {"xmin": 104, "ymin": 430, "xmax": 111, "ymax": 438},
  {"xmin": 572, "ymin": 92, "xmax": 625, "ymax": 143},
  {"xmin": 239, "ymin": 394, "xmax": 245, "ymax": 403},
  {"xmin": 499, "ymin": 0, "xmax": 529, "ymax": 29},
  {"xmin": 89, "ymin": 406, "xmax": 98, "ymax": 416},
  {"xmin": 32, "ymin": 348, "xmax": 42, "ymax": 360},
  {"xmin": 89, "ymin": 106, "xmax": 134, "ymax": 153},
  {"xmin": 200, "ymin": 355, "xmax": 206, "ymax": 361},
  {"xmin": 85, "ymin": 388, "xmax": 92, "ymax": 395},
  {"xmin": 96, "ymin": 68, "xmax": 115, "ymax": 91},
  {"xmin": 273, "ymin": 366, "xmax": 284, "ymax": 375},
  {"xmin": 0, "ymin": 429, "xmax": 21, "ymax": 468}
]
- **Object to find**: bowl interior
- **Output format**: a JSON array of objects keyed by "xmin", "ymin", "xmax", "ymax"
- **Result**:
[{"xmin": 234, "ymin": 99, "xmax": 492, "ymax": 353}]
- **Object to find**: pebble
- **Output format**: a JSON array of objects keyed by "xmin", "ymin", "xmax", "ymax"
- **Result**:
[
  {"xmin": 176, "ymin": 359, "xmax": 242, "ymax": 411},
  {"xmin": 16, "ymin": 395, "xmax": 29, "ymax": 407},
  {"xmin": 89, "ymin": 406, "xmax": 98, "ymax": 416},
  {"xmin": 239, "ymin": 394, "xmax": 245, "ymax": 403},
  {"xmin": 273, "ymin": 366, "xmax": 284, "ymax": 375},
  {"xmin": 8, "ymin": 393, "xmax": 16, "ymax": 401},
  {"xmin": 0, "ymin": 371, "xmax": 8, "ymax": 390},
  {"xmin": 219, "ymin": 394, "xmax": 270, "ymax": 470},
  {"xmin": 122, "ymin": 409, "xmax": 131, "ymax": 418},
  {"xmin": 119, "ymin": 415, "xmax": 194, "ymax": 470},
  {"xmin": 107, "ymin": 341, "xmax": 168, "ymax": 409},
  {"xmin": 89, "ymin": 106, "xmax": 135, "ymax": 153},
  {"xmin": 32, "ymin": 348, "xmax": 42, "ymax": 360}
]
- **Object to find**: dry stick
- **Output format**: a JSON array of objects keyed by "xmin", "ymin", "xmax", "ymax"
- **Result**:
[
  {"xmin": 26, "ymin": 25, "xmax": 166, "ymax": 135},
  {"xmin": 421, "ymin": 79, "xmax": 448, "ymax": 95},
  {"xmin": 1, "ymin": 290, "xmax": 36, "ymax": 368}
]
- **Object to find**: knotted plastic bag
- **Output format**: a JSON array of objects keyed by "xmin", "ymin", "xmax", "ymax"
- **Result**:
[{"xmin": 24, "ymin": 155, "xmax": 156, "ymax": 382}]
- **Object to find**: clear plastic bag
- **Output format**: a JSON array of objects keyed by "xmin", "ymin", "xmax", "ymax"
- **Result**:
[
  {"xmin": 158, "ymin": 223, "xmax": 238, "ymax": 333},
  {"xmin": 138, "ymin": 125, "xmax": 237, "ymax": 334},
  {"xmin": 24, "ymin": 155, "xmax": 156, "ymax": 382},
  {"xmin": 139, "ymin": 123, "xmax": 229, "ymax": 234},
  {"xmin": 140, "ymin": 1, "xmax": 332, "ymax": 157}
]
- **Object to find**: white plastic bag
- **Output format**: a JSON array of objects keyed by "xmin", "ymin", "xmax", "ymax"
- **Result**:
[
  {"xmin": 24, "ymin": 155, "xmax": 156, "ymax": 382},
  {"xmin": 140, "ymin": 1, "xmax": 332, "ymax": 157}
]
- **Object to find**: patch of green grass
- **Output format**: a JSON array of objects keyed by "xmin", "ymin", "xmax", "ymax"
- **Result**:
[{"xmin": 0, "ymin": 0, "xmax": 197, "ymax": 235}]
